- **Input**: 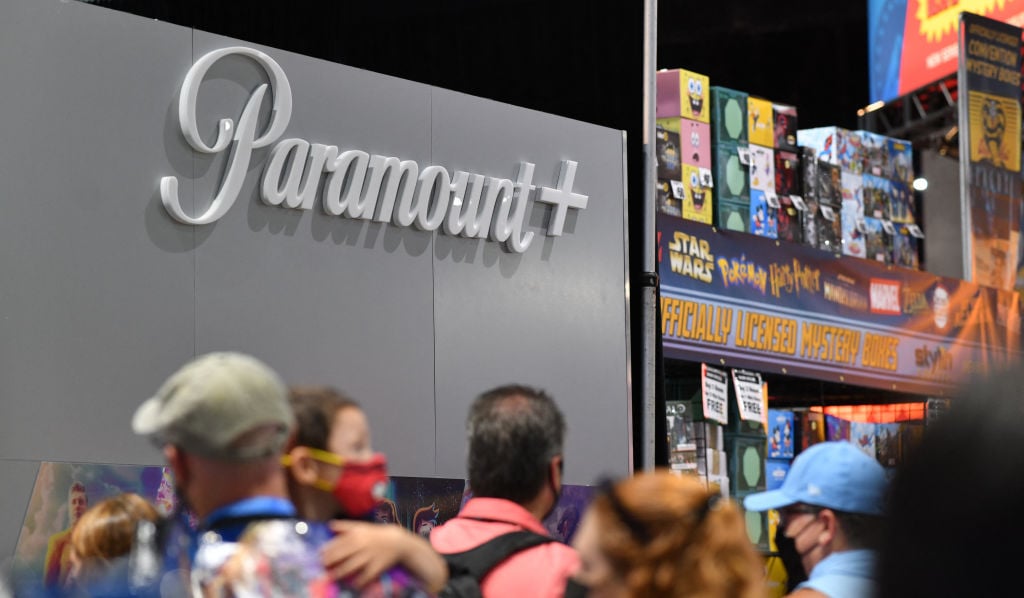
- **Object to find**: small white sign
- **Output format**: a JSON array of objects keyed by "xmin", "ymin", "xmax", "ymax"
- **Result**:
[
  {"xmin": 907, "ymin": 224, "xmax": 926, "ymax": 238},
  {"xmin": 737, "ymin": 147, "xmax": 751, "ymax": 165},
  {"xmin": 699, "ymin": 167, "xmax": 714, "ymax": 188},
  {"xmin": 669, "ymin": 180, "xmax": 685, "ymax": 198},
  {"xmin": 790, "ymin": 195, "xmax": 807, "ymax": 211},
  {"xmin": 765, "ymin": 192, "xmax": 781, "ymax": 208},
  {"xmin": 731, "ymin": 369, "xmax": 765, "ymax": 423},
  {"xmin": 702, "ymin": 364, "xmax": 729, "ymax": 425},
  {"xmin": 820, "ymin": 205, "xmax": 837, "ymax": 221},
  {"xmin": 856, "ymin": 217, "xmax": 869, "ymax": 234}
]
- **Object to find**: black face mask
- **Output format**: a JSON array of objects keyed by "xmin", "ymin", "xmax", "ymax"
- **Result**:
[
  {"xmin": 563, "ymin": 577, "xmax": 589, "ymax": 598},
  {"xmin": 774, "ymin": 525, "xmax": 807, "ymax": 592}
]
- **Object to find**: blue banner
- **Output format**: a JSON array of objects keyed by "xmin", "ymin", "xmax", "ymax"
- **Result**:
[{"xmin": 658, "ymin": 215, "xmax": 1023, "ymax": 395}]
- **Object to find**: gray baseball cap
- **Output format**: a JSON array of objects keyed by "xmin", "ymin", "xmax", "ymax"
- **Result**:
[{"xmin": 132, "ymin": 352, "xmax": 295, "ymax": 461}]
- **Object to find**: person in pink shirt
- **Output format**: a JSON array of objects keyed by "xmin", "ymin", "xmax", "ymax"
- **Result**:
[{"xmin": 430, "ymin": 384, "xmax": 580, "ymax": 598}]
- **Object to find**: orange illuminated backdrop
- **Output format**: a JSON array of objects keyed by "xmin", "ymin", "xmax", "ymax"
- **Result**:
[{"xmin": 898, "ymin": 0, "xmax": 1024, "ymax": 97}]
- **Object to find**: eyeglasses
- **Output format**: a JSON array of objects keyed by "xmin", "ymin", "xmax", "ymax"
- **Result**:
[{"xmin": 777, "ymin": 504, "xmax": 821, "ymax": 526}]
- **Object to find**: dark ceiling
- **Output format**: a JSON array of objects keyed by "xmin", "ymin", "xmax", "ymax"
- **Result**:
[{"xmin": 86, "ymin": 0, "xmax": 868, "ymax": 132}]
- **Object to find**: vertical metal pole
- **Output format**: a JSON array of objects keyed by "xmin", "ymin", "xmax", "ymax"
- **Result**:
[
  {"xmin": 641, "ymin": 0, "xmax": 658, "ymax": 472},
  {"xmin": 956, "ymin": 15, "xmax": 973, "ymax": 282}
]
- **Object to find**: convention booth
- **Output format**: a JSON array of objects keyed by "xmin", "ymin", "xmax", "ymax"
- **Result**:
[{"xmin": 0, "ymin": 0, "xmax": 632, "ymax": 577}]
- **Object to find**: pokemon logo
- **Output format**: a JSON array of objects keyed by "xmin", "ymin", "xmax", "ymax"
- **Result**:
[
  {"xmin": 668, "ymin": 231, "xmax": 715, "ymax": 283},
  {"xmin": 717, "ymin": 255, "xmax": 768, "ymax": 295},
  {"xmin": 916, "ymin": 0, "xmax": 1012, "ymax": 43}
]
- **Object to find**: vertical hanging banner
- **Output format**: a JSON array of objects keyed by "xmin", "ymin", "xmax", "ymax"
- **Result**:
[
  {"xmin": 731, "ymin": 369, "xmax": 765, "ymax": 423},
  {"xmin": 958, "ymin": 12, "xmax": 1023, "ymax": 291},
  {"xmin": 701, "ymin": 364, "xmax": 729, "ymax": 425}
]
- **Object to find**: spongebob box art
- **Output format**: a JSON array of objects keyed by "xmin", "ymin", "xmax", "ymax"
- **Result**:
[
  {"xmin": 747, "ymin": 95, "xmax": 774, "ymax": 148},
  {"xmin": 749, "ymin": 145, "xmax": 775, "ymax": 192},
  {"xmin": 679, "ymin": 119, "xmax": 711, "ymax": 170},
  {"xmin": 772, "ymin": 103, "xmax": 798, "ymax": 151},
  {"xmin": 711, "ymin": 86, "xmax": 748, "ymax": 145},
  {"xmin": 749, "ymin": 189, "xmax": 778, "ymax": 238},
  {"xmin": 656, "ymin": 68, "xmax": 710, "ymax": 124},
  {"xmin": 682, "ymin": 164, "xmax": 713, "ymax": 224}
]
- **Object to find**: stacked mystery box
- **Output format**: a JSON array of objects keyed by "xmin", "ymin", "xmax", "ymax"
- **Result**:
[
  {"xmin": 711, "ymin": 85, "xmax": 806, "ymax": 240},
  {"xmin": 656, "ymin": 69, "xmax": 713, "ymax": 224},
  {"xmin": 797, "ymin": 128, "xmax": 923, "ymax": 266}
]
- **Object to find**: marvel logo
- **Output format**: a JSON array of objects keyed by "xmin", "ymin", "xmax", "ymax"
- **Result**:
[{"xmin": 870, "ymin": 279, "xmax": 902, "ymax": 315}]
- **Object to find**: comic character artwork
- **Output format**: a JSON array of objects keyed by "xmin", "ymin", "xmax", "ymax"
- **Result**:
[
  {"xmin": 391, "ymin": 477, "xmax": 464, "ymax": 537},
  {"xmin": 12, "ymin": 462, "xmax": 171, "ymax": 596},
  {"xmin": 542, "ymin": 485, "xmax": 597, "ymax": 544}
]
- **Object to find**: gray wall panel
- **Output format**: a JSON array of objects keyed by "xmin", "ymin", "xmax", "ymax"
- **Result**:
[
  {"xmin": 0, "ymin": 461, "xmax": 40, "ymax": 560},
  {"xmin": 185, "ymin": 34, "xmax": 438, "ymax": 476},
  {"xmin": 0, "ymin": 0, "xmax": 630, "ymax": 549},
  {"xmin": 429, "ymin": 89, "xmax": 632, "ymax": 484},
  {"xmin": 0, "ymin": 0, "xmax": 196, "ymax": 465}
]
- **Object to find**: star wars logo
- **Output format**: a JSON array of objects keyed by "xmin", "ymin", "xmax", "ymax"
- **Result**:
[{"xmin": 667, "ymin": 232, "xmax": 715, "ymax": 283}]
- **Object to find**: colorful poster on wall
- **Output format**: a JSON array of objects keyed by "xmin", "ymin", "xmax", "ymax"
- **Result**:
[
  {"xmin": 11, "ymin": 462, "xmax": 173, "ymax": 596},
  {"xmin": 869, "ymin": 0, "xmax": 1024, "ymax": 103},
  {"xmin": 957, "ymin": 12, "xmax": 1023, "ymax": 292},
  {"xmin": 657, "ymin": 215, "xmax": 1023, "ymax": 396}
]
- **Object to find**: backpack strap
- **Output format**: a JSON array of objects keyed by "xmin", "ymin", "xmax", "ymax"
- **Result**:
[{"xmin": 445, "ymin": 530, "xmax": 557, "ymax": 581}]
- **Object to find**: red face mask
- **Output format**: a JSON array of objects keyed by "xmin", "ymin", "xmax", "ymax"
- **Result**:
[{"xmin": 304, "ymin": 448, "xmax": 390, "ymax": 518}]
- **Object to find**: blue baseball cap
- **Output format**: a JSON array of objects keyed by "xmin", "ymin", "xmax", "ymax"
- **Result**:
[{"xmin": 743, "ymin": 441, "xmax": 888, "ymax": 516}]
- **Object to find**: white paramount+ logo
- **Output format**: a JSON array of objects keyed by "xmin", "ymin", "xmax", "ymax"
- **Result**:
[{"xmin": 160, "ymin": 47, "xmax": 590, "ymax": 253}]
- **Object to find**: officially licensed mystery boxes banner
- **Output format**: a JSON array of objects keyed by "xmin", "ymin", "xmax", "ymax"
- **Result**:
[{"xmin": 658, "ymin": 215, "xmax": 1023, "ymax": 396}]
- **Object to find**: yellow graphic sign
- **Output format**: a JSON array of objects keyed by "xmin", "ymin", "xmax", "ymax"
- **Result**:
[{"xmin": 968, "ymin": 90, "xmax": 1021, "ymax": 171}]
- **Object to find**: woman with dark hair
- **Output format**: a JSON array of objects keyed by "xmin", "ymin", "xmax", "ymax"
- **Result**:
[{"xmin": 571, "ymin": 471, "xmax": 766, "ymax": 598}]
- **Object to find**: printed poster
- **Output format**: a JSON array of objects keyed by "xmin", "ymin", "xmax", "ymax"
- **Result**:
[{"xmin": 701, "ymin": 364, "xmax": 729, "ymax": 425}]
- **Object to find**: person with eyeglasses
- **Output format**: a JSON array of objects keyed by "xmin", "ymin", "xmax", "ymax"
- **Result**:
[
  {"xmin": 570, "ymin": 470, "xmax": 765, "ymax": 598},
  {"xmin": 744, "ymin": 441, "xmax": 889, "ymax": 598}
]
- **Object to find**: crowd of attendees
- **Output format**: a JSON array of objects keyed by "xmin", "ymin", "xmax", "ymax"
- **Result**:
[{"xmin": 5, "ymin": 350, "xmax": 1020, "ymax": 597}]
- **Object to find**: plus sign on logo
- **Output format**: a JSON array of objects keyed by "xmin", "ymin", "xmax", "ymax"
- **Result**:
[{"xmin": 536, "ymin": 160, "xmax": 589, "ymax": 236}]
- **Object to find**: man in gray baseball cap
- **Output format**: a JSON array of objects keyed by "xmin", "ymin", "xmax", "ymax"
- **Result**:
[{"xmin": 133, "ymin": 351, "xmax": 298, "ymax": 543}]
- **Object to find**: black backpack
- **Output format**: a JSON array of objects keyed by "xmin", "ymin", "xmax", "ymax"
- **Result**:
[{"xmin": 439, "ymin": 530, "xmax": 556, "ymax": 598}]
